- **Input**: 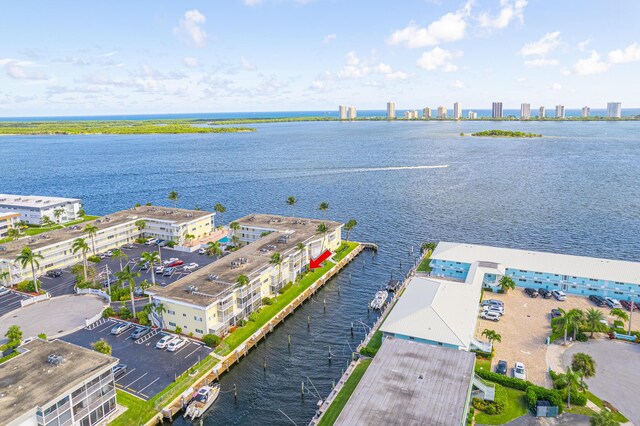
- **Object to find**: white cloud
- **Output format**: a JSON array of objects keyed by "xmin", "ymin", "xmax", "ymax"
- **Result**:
[
  {"xmin": 173, "ymin": 10, "xmax": 207, "ymax": 47},
  {"xmin": 416, "ymin": 47, "xmax": 462, "ymax": 72},
  {"xmin": 388, "ymin": 1, "xmax": 472, "ymax": 48},
  {"xmin": 519, "ymin": 31, "xmax": 560, "ymax": 56},
  {"xmin": 0, "ymin": 58, "xmax": 34, "ymax": 67},
  {"xmin": 524, "ymin": 58, "xmax": 559, "ymax": 67},
  {"xmin": 183, "ymin": 56, "xmax": 200, "ymax": 68},
  {"xmin": 240, "ymin": 56, "xmax": 257, "ymax": 71},
  {"xmin": 100, "ymin": 51, "xmax": 118, "ymax": 58},
  {"xmin": 450, "ymin": 80, "xmax": 465, "ymax": 89},
  {"xmin": 479, "ymin": 0, "xmax": 527, "ymax": 29},
  {"xmin": 608, "ymin": 43, "xmax": 640, "ymax": 64},
  {"xmin": 516, "ymin": 77, "xmax": 526, "ymax": 83},
  {"xmin": 4, "ymin": 61, "xmax": 49, "ymax": 80},
  {"xmin": 551, "ymin": 83, "xmax": 562, "ymax": 91},
  {"xmin": 244, "ymin": 0, "xmax": 264, "ymax": 5},
  {"xmin": 323, "ymin": 34, "xmax": 336, "ymax": 44},
  {"xmin": 577, "ymin": 39, "xmax": 592, "ymax": 52},
  {"xmin": 573, "ymin": 51, "xmax": 609, "ymax": 75}
]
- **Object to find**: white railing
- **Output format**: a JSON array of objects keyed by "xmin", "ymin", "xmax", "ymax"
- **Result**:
[
  {"xmin": 470, "ymin": 337, "xmax": 492, "ymax": 353},
  {"xmin": 85, "ymin": 312, "xmax": 104, "ymax": 327},
  {"xmin": 472, "ymin": 374, "xmax": 496, "ymax": 401},
  {"xmin": 20, "ymin": 292, "xmax": 51, "ymax": 307},
  {"xmin": 76, "ymin": 288, "xmax": 110, "ymax": 302}
]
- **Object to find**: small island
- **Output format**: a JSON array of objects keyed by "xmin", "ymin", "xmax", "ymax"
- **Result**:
[
  {"xmin": 470, "ymin": 130, "xmax": 542, "ymax": 138},
  {"xmin": 0, "ymin": 120, "xmax": 256, "ymax": 135}
]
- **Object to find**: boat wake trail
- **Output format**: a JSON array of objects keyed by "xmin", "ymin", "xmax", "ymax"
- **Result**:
[{"xmin": 343, "ymin": 164, "xmax": 448, "ymax": 173}]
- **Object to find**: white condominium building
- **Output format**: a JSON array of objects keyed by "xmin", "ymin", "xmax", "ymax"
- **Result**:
[
  {"xmin": 387, "ymin": 102, "xmax": 396, "ymax": 119},
  {"xmin": 423, "ymin": 107, "xmax": 431, "ymax": 119},
  {"xmin": 607, "ymin": 102, "xmax": 622, "ymax": 118},
  {"xmin": 491, "ymin": 102, "xmax": 503, "ymax": 118},
  {"xmin": 539, "ymin": 106, "xmax": 546, "ymax": 118},
  {"xmin": 467, "ymin": 111, "xmax": 477, "ymax": 119},
  {"xmin": 555, "ymin": 105, "xmax": 565, "ymax": 118},
  {"xmin": 582, "ymin": 106, "xmax": 590, "ymax": 117},
  {"xmin": 347, "ymin": 106, "xmax": 357, "ymax": 120},
  {"xmin": 520, "ymin": 103, "xmax": 531, "ymax": 119},
  {"xmin": 403, "ymin": 110, "xmax": 418, "ymax": 119},
  {"xmin": 0, "ymin": 194, "xmax": 82, "ymax": 225},
  {"xmin": 0, "ymin": 212, "xmax": 20, "ymax": 238},
  {"xmin": 453, "ymin": 102, "xmax": 462, "ymax": 120},
  {"xmin": 437, "ymin": 106, "xmax": 447, "ymax": 119},
  {"xmin": 338, "ymin": 105, "xmax": 347, "ymax": 120}
]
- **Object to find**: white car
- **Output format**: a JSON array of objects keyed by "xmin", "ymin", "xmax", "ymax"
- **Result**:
[
  {"xmin": 480, "ymin": 311, "xmax": 501, "ymax": 322},
  {"xmin": 198, "ymin": 248, "xmax": 207, "ymax": 255},
  {"xmin": 155, "ymin": 265, "xmax": 165, "ymax": 274},
  {"xmin": 163, "ymin": 257, "xmax": 179, "ymax": 266},
  {"xmin": 551, "ymin": 290, "xmax": 567, "ymax": 301},
  {"xmin": 167, "ymin": 338, "xmax": 187, "ymax": 352},
  {"xmin": 105, "ymin": 250, "xmax": 113, "ymax": 257},
  {"xmin": 513, "ymin": 362, "xmax": 526, "ymax": 380},
  {"xmin": 183, "ymin": 262, "xmax": 199, "ymax": 271},
  {"xmin": 605, "ymin": 297, "xmax": 621, "ymax": 308},
  {"xmin": 482, "ymin": 305, "xmax": 504, "ymax": 315},
  {"xmin": 145, "ymin": 238, "xmax": 155, "ymax": 245},
  {"xmin": 155, "ymin": 334, "xmax": 178, "ymax": 349}
]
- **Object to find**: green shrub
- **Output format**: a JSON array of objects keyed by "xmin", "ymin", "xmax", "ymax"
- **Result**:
[
  {"xmin": 566, "ymin": 390, "xmax": 587, "ymax": 406},
  {"xmin": 359, "ymin": 347, "xmax": 377, "ymax": 357},
  {"xmin": 118, "ymin": 307, "xmax": 132, "ymax": 320},
  {"xmin": 16, "ymin": 279, "xmax": 39, "ymax": 293},
  {"xmin": 136, "ymin": 311, "xmax": 149, "ymax": 326},
  {"xmin": 475, "ymin": 368, "xmax": 532, "ymax": 391},
  {"xmin": 166, "ymin": 241, "xmax": 177, "ymax": 248},
  {"xmin": 202, "ymin": 334, "xmax": 221, "ymax": 348},
  {"xmin": 576, "ymin": 332, "xmax": 588, "ymax": 342},
  {"xmin": 279, "ymin": 282, "xmax": 293, "ymax": 294},
  {"xmin": 472, "ymin": 384, "xmax": 506, "ymax": 415},
  {"xmin": 248, "ymin": 312, "xmax": 259, "ymax": 322},
  {"xmin": 88, "ymin": 255, "xmax": 101, "ymax": 263},
  {"xmin": 37, "ymin": 333, "xmax": 47, "ymax": 340},
  {"xmin": 102, "ymin": 307, "xmax": 115, "ymax": 318},
  {"xmin": 236, "ymin": 319, "xmax": 247, "ymax": 327},
  {"xmin": 262, "ymin": 297, "xmax": 273, "ymax": 305},
  {"xmin": 175, "ymin": 326, "xmax": 183, "ymax": 334},
  {"xmin": 525, "ymin": 385, "xmax": 564, "ymax": 414},
  {"xmin": 135, "ymin": 237, "xmax": 147, "ymax": 244},
  {"xmin": 613, "ymin": 320, "xmax": 624, "ymax": 328}
]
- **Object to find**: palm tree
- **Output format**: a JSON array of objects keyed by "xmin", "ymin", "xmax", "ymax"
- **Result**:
[
  {"xmin": 269, "ymin": 252, "xmax": 283, "ymax": 290},
  {"xmin": 318, "ymin": 202, "xmax": 329, "ymax": 219},
  {"xmin": 481, "ymin": 329, "xmax": 502, "ymax": 345},
  {"xmin": 0, "ymin": 270, "xmax": 9, "ymax": 287},
  {"xmin": 168, "ymin": 190, "xmax": 180, "ymax": 208},
  {"xmin": 610, "ymin": 308, "xmax": 628, "ymax": 326},
  {"xmin": 421, "ymin": 242, "xmax": 437, "ymax": 253},
  {"xmin": 206, "ymin": 241, "xmax": 223, "ymax": 257},
  {"xmin": 42, "ymin": 215, "xmax": 55, "ymax": 230},
  {"xmin": 229, "ymin": 222, "xmax": 240, "ymax": 246},
  {"xmin": 286, "ymin": 196, "xmax": 297, "ymax": 216},
  {"xmin": 214, "ymin": 203, "xmax": 226, "ymax": 226},
  {"xmin": 112, "ymin": 248, "xmax": 128, "ymax": 271},
  {"xmin": 562, "ymin": 366, "xmax": 583, "ymax": 408},
  {"xmin": 296, "ymin": 242, "xmax": 306, "ymax": 274},
  {"xmin": 115, "ymin": 265, "xmax": 140, "ymax": 315},
  {"xmin": 16, "ymin": 247, "xmax": 44, "ymax": 293},
  {"xmin": 554, "ymin": 308, "xmax": 585, "ymax": 344},
  {"xmin": 237, "ymin": 274, "xmax": 249, "ymax": 287},
  {"xmin": 139, "ymin": 251, "xmax": 160, "ymax": 286},
  {"xmin": 6, "ymin": 228, "xmax": 20, "ymax": 240},
  {"xmin": 316, "ymin": 223, "xmax": 328, "ymax": 251},
  {"xmin": 344, "ymin": 219, "xmax": 357, "ymax": 242},
  {"xmin": 498, "ymin": 276, "xmax": 516, "ymax": 293},
  {"xmin": 72, "ymin": 238, "xmax": 90, "ymax": 281},
  {"xmin": 184, "ymin": 234, "xmax": 195, "ymax": 246},
  {"xmin": 585, "ymin": 308, "xmax": 608, "ymax": 338},
  {"xmin": 83, "ymin": 224, "xmax": 98, "ymax": 255},
  {"xmin": 571, "ymin": 353, "xmax": 596, "ymax": 379},
  {"xmin": 590, "ymin": 409, "xmax": 619, "ymax": 426},
  {"xmin": 53, "ymin": 207, "xmax": 65, "ymax": 224},
  {"xmin": 134, "ymin": 219, "xmax": 147, "ymax": 232},
  {"xmin": 155, "ymin": 303, "xmax": 166, "ymax": 316}
]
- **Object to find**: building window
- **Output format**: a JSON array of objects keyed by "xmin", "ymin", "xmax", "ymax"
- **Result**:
[
  {"xmin": 167, "ymin": 310, "xmax": 175, "ymax": 315},
  {"xmin": 169, "ymin": 322, "xmax": 176, "ymax": 327},
  {"xmin": 196, "ymin": 328, "xmax": 203, "ymax": 334}
]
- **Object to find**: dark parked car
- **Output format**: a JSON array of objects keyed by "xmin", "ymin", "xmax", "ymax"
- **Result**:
[
  {"xmin": 538, "ymin": 288, "xmax": 552, "ymax": 299},
  {"xmin": 496, "ymin": 360, "xmax": 508, "ymax": 375},
  {"xmin": 621, "ymin": 300, "xmax": 634, "ymax": 311},
  {"xmin": 524, "ymin": 288, "xmax": 539, "ymax": 298},
  {"xmin": 112, "ymin": 364, "xmax": 128, "ymax": 379},
  {"xmin": 46, "ymin": 269, "xmax": 63, "ymax": 278},
  {"xmin": 551, "ymin": 309, "xmax": 562, "ymax": 319},
  {"xmin": 589, "ymin": 295, "xmax": 607, "ymax": 307}
]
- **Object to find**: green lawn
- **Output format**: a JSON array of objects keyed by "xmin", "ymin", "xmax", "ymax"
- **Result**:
[
  {"xmin": 474, "ymin": 387, "xmax": 528, "ymax": 425},
  {"xmin": 566, "ymin": 405, "xmax": 598, "ymax": 416},
  {"xmin": 334, "ymin": 241, "xmax": 359, "ymax": 262},
  {"xmin": 215, "ymin": 242, "xmax": 358, "ymax": 357},
  {"xmin": 318, "ymin": 359, "xmax": 372, "ymax": 426},
  {"xmin": 0, "ymin": 351, "xmax": 19, "ymax": 364},
  {"xmin": 416, "ymin": 250, "xmax": 433, "ymax": 273},
  {"xmin": 475, "ymin": 357, "xmax": 492, "ymax": 373},
  {"xmin": 586, "ymin": 391, "xmax": 629, "ymax": 423},
  {"xmin": 112, "ymin": 390, "xmax": 157, "ymax": 426}
]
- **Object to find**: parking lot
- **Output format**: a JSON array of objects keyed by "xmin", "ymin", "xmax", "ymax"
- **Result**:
[
  {"xmin": 474, "ymin": 289, "xmax": 637, "ymax": 387},
  {"xmin": 0, "ymin": 289, "xmax": 29, "ymax": 316},
  {"xmin": 62, "ymin": 319, "xmax": 211, "ymax": 400}
]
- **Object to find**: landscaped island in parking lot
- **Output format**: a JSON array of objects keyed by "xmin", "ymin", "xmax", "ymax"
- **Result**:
[
  {"xmin": 470, "ymin": 130, "xmax": 543, "ymax": 137},
  {"xmin": 0, "ymin": 120, "xmax": 255, "ymax": 135}
]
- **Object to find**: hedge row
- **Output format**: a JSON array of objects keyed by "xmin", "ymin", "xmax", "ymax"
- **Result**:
[
  {"xmin": 472, "ymin": 383, "xmax": 507, "ymax": 415},
  {"xmin": 475, "ymin": 369, "xmax": 533, "ymax": 391},
  {"xmin": 525, "ymin": 386, "xmax": 564, "ymax": 414}
]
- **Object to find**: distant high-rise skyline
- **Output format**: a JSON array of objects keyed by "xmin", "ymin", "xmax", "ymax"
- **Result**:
[
  {"xmin": 555, "ymin": 105, "xmax": 565, "ymax": 119},
  {"xmin": 338, "ymin": 105, "xmax": 347, "ymax": 120},
  {"xmin": 607, "ymin": 102, "xmax": 622, "ymax": 118},
  {"xmin": 492, "ymin": 102, "xmax": 503, "ymax": 119},
  {"xmin": 437, "ymin": 106, "xmax": 447, "ymax": 119},
  {"xmin": 539, "ymin": 106, "xmax": 546, "ymax": 118},
  {"xmin": 453, "ymin": 102, "xmax": 462, "ymax": 120},
  {"xmin": 423, "ymin": 107, "xmax": 431, "ymax": 119},
  {"xmin": 348, "ymin": 106, "xmax": 357, "ymax": 120},
  {"xmin": 386, "ymin": 102, "xmax": 395, "ymax": 119},
  {"xmin": 520, "ymin": 103, "xmax": 531, "ymax": 119},
  {"xmin": 468, "ymin": 111, "xmax": 477, "ymax": 119},
  {"xmin": 582, "ymin": 106, "xmax": 590, "ymax": 117}
]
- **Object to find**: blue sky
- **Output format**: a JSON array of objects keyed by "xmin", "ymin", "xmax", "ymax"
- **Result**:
[{"xmin": 1, "ymin": 0, "xmax": 639, "ymax": 116}]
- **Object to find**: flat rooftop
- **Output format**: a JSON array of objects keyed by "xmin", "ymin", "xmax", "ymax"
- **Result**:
[
  {"xmin": 147, "ymin": 214, "xmax": 342, "ymax": 307},
  {"xmin": 0, "ymin": 212, "xmax": 20, "ymax": 220},
  {"xmin": 0, "ymin": 205, "xmax": 213, "ymax": 258},
  {"xmin": 335, "ymin": 338, "xmax": 475, "ymax": 426},
  {"xmin": 0, "ymin": 194, "xmax": 81, "ymax": 208},
  {"xmin": 0, "ymin": 339, "xmax": 117, "ymax": 425},
  {"xmin": 432, "ymin": 241, "xmax": 640, "ymax": 285}
]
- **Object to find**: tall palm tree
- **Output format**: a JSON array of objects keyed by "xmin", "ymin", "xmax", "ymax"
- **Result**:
[
  {"xmin": 115, "ymin": 265, "xmax": 140, "ymax": 315},
  {"xmin": 0, "ymin": 270, "xmax": 10, "ymax": 287},
  {"xmin": 318, "ymin": 201, "xmax": 329, "ymax": 219},
  {"xmin": 134, "ymin": 219, "xmax": 147, "ymax": 232},
  {"xmin": 42, "ymin": 215, "xmax": 55, "ymax": 230},
  {"xmin": 112, "ymin": 248, "xmax": 128, "ymax": 271},
  {"xmin": 72, "ymin": 238, "xmax": 90, "ymax": 281},
  {"xmin": 139, "ymin": 251, "xmax": 161, "ymax": 286},
  {"xmin": 344, "ymin": 219, "xmax": 357, "ymax": 242},
  {"xmin": 16, "ymin": 247, "xmax": 44, "ymax": 293},
  {"xmin": 229, "ymin": 222, "xmax": 240, "ymax": 246},
  {"xmin": 421, "ymin": 242, "xmax": 437, "ymax": 253},
  {"xmin": 214, "ymin": 203, "xmax": 226, "ymax": 227},
  {"xmin": 585, "ymin": 308, "xmax": 608, "ymax": 338},
  {"xmin": 6, "ymin": 228, "xmax": 20, "ymax": 240},
  {"xmin": 286, "ymin": 196, "xmax": 297, "ymax": 216},
  {"xmin": 498, "ymin": 276, "xmax": 516, "ymax": 293},
  {"xmin": 155, "ymin": 303, "xmax": 166, "ymax": 316},
  {"xmin": 168, "ymin": 190, "xmax": 180, "ymax": 208},
  {"xmin": 83, "ymin": 224, "xmax": 98, "ymax": 255},
  {"xmin": 53, "ymin": 207, "xmax": 65, "ymax": 224},
  {"xmin": 562, "ymin": 366, "xmax": 584, "ymax": 408},
  {"xmin": 237, "ymin": 274, "xmax": 249, "ymax": 287},
  {"xmin": 571, "ymin": 353, "xmax": 596, "ymax": 379},
  {"xmin": 296, "ymin": 242, "xmax": 306, "ymax": 274},
  {"xmin": 184, "ymin": 234, "xmax": 195, "ymax": 246},
  {"xmin": 610, "ymin": 308, "xmax": 628, "ymax": 326},
  {"xmin": 316, "ymin": 223, "xmax": 328, "ymax": 251},
  {"xmin": 269, "ymin": 252, "xmax": 283, "ymax": 291},
  {"xmin": 481, "ymin": 329, "xmax": 502, "ymax": 345},
  {"xmin": 206, "ymin": 241, "xmax": 223, "ymax": 257}
]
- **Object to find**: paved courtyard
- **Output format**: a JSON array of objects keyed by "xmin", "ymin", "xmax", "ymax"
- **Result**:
[
  {"xmin": 563, "ymin": 339, "xmax": 640, "ymax": 425},
  {"xmin": 0, "ymin": 294, "xmax": 105, "ymax": 340}
]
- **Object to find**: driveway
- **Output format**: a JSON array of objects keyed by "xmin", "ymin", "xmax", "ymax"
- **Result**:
[{"xmin": 563, "ymin": 339, "xmax": 640, "ymax": 425}]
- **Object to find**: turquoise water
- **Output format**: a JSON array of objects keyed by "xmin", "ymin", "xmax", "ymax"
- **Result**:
[
  {"xmin": 218, "ymin": 236, "xmax": 229, "ymax": 243},
  {"xmin": 1, "ymin": 119, "xmax": 640, "ymax": 424}
]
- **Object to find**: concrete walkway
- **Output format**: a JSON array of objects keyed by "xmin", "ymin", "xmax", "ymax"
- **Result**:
[{"xmin": 0, "ymin": 294, "xmax": 105, "ymax": 340}]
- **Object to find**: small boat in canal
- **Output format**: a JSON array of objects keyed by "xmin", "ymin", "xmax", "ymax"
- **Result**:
[
  {"xmin": 370, "ymin": 290, "xmax": 388, "ymax": 310},
  {"xmin": 184, "ymin": 384, "xmax": 220, "ymax": 420}
]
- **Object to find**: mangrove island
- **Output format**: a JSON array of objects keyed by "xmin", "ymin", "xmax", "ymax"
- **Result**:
[{"xmin": 470, "ymin": 129, "xmax": 542, "ymax": 137}]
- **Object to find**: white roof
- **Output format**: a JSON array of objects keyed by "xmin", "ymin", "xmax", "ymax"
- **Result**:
[
  {"xmin": 0, "ymin": 194, "xmax": 81, "ymax": 209},
  {"xmin": 380, "ymin": 275, "xmax": 481, "ymax": 349},
  {"xmin": 432, "ymin": 241, "xmax": 640, "ymax": 285}
]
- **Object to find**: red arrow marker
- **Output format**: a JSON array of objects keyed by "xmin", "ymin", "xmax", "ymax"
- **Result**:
[{"xmin": 309, "ymin": 249, "xmax": 332, "ymax": 269}]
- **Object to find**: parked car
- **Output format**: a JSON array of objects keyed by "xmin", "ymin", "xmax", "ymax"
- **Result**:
[
  {"xmin": 198, "ymin": 248, "xmax": 207, "ymax": 255},
  {"xmin": 110, "ymin": 322, "xmax": 133, "ymax": 335},
  {"xmin": 139, "ymin": 262, "xmax": 150, "ymax": 270},
  {"xmin": 145, "ymin": 238, "xmax": 155, "ymax": 245},
  {"xmin": 105, "ymin": 250, "xmax": 113, "ymax": 257},
  {"xmin": 552, "ymin": 290, "xmax": 567, "ymax": 301},
  {"xmin": 158, "ymin": 240, "xmax": 169, "ymax": 247},
  {"xmin": 156, "ymin": 334, "xmax": 178, "ymax": 349},
  {"xmin": 480, "ymin": 311, "xmax": 501, "ymax": 322},
  {"xmin": 163, "ymin": 267, "xmax": 175, "ymax": 277},
  {"xmin": 524, "ymin": 288, "xmax": 539, "ymax": 298},
  {"xmin": 496, "ymin": 360, "xmax": 508, "ymax": 375},
  {"xmin": 98, "ymin": 253, "xmax": 107, "ymax": 259},
  {"xmin": 163, "ymin": 257, "xmax": 179, "ymax": 266},
  {"xmin": 167, "ymin": 260, "xmax": 184, "ymax": 268},
  {"xmin": 155, "ymin": 265, "xmax": 165, "ymax": 274},
  {"xmin": 482, "ymin": 305, "xmax": 504, "ymax": 316},
  {"xmin": 0, "ymin": 286, "xmax": 11, "ymax": 297},
  {"xmin": 605, "ymin": 297, "xmax": 622, "ymax": 308},
  {"xmin": 513, "ymin": 362, "xmax": 527, "ymax": 380},
  {"xmin": 538, "ymin": 288, "xmax": 552, "ymax": 299},
  {"xmin": 589, "ymin": 295, "xmax": 607, "ymax": 307},
  {"xmin": 167, "ymin": 338, "xmax": 187, "ymax": 352},
  {"xmin": 481, "ymin": 299, "xmax": 504, "ymax": 307},
  {"xmin": 112, "ymin": 364, "xmax": 128, "ymax": 379},
  {"xmin": 155, "ymin": 239, "xmax": 163, "ymax": 245},
  {"xmin": 621, "ymin": 300, "xmax": 634, "ymax": 311},
  {"xmin": 46, "ymin": 269, "xmax": 63, "ymax": 278},
  {"xmin": 130, "ymin": 326, "xmax": 152, "ymax": 340},
  {"xmin": 134, "ymin": 287, "xmax": 144, "ymax": 297},
  {"xmin": 183, "ymin": 262, "xmax": 199, "ymax": 271},
  {"xmin": 123, "ymin": 243, "xmax": 135, "ymax": 249},
  {"xmin": 551, "ymin": 309, "xmax": 563, "ymax": 319}
]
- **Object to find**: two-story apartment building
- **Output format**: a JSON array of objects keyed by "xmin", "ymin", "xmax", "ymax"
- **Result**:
[
  {"xmin": 0, "ymin": 194, "xmax": 83, "ymax": 225},
  {"xmin": 147, "ymin": 214, "xmax": 343, "ymax": 337},
  {"xmin": 0, "ymin": 212, "xmax": 20, "ymax": 237},
  {"xmin": 0, "ymin": 339, "xmax": 118, "ymax": 426}
]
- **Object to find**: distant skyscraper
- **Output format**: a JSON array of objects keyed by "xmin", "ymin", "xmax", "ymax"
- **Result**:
[
  {"xmin": 387, "ymin": 102, "xmax": 396, "ymax": 119},
  {"xmin": 581, "ymin": 106, "xmax": 590, "ymax": 117},
  {"xmin": 453, "ymin": 102, "xmax": 462, "ymax": 119},
  {"xmin": 338, "ymin": 105, "xmax": 347, "ymax": 120},
  {"xmin": 607, "ymin": 102, "xmax": 622, "ymax": 118},
  {"xmin": 403, "ymin": 110, "xmax": 418, "ymax": 119},
  {"xmin": 539, "ymin": 106, "xmax": 545, "ymax": 118},
  {"xmin": 347, "ymin": 106, "xmax": 357, "ymax": 120},
  {"xmin": 520, "ymin": 103, "xmax": 531, "ymax": 119},
  {"xmin": 468, "ymin": 111, "xmax": 477, "ymax": 119},
  {"xmin": 555, "ymin": 105, "xmax": 565, "ymax": 119},
  {"xmin": 437, "ymin": 106, "xmax": 447, "ymax": 119},
  {"xmin": 423, "ymin": 107, "xmax": 431, "ymax": 119},
  {"xmin": 492, "ymin": 102, "xmax": 503, "ymax": 119}
]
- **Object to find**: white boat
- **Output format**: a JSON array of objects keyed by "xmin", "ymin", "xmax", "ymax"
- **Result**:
[
  {"xmin": 184, "ymin": 384, "xmax": 220, "ymax": 420},
  {"xmin": 370, "ymin": 290, "xmax": 388, "ymax": 310}
]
